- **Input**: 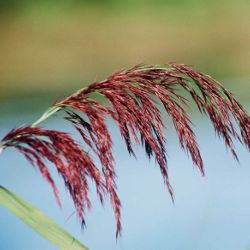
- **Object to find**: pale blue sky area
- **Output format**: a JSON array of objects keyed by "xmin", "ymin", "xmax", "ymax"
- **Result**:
[{"xmin": 1, "ymin": 108, "xmax": 250, "ymax": 250}]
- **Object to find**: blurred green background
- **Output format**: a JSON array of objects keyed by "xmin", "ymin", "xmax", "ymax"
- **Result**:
[
  {"xmin": 1, "ymin": 2, "xmax": 250, "ymax": 250},
  {"xmin": 0, "ymin": 0, "xmax": 249, "ymax": 108}
]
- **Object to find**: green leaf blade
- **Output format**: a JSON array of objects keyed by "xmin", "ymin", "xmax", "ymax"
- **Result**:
[{"xmin": 0, "ymin": 185, "xmax": 89, "ymax": 250}]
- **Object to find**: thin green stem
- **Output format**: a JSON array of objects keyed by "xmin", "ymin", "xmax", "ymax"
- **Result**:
[
  {"xmin": 133, "ymin": 65, "xmax": 171, "ymax": 72},
  {"xmin": 0, "ymin": 106, "xmax": 62, "ymax": 151},
  {"xmin": 31, "ymin": 86, "xmax": 90, "ymax": 128},
  {"xmin": 31, "ymin": 106, "xmax": 62, "ymax": 127}
]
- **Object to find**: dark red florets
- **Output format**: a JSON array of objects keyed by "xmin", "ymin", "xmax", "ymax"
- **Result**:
[{"xmin": 2, "ymin": 126, "xmax": 106, "ymax": 226}]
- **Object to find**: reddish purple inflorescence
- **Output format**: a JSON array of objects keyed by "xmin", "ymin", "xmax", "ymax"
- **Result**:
[
  {"xmin": 1, "ymin": 64, "xmax": 250, "ymax": 237},
  {"xmin": 1, "ymin": 126, "xmax": 106, "ymax": 225}
]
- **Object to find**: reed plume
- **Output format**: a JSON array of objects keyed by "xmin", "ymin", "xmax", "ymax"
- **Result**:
[{"xmin": 1, "ymin": 63, "xmax": 249, "ymax": 237}]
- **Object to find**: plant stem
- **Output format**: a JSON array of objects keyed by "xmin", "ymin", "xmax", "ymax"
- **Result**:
[
  {"xmin": 31, "ymin": 106, "xmax": 62, "ymax": 127},
  {"xmin": 31, "ymin": 86, "xmax": 90, "ymax": 128},
  {"xmin": 0, "ymin": 106, "xmax": 62, "ymax": 152}
]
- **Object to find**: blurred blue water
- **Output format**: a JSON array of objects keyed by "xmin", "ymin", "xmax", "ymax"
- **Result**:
[{"xmin": 0, "ymin": 107, "xmax": 250, "ymax": 250}]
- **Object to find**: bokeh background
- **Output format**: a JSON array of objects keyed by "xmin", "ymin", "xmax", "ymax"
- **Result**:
[{"xmin": 0, "ymin": 1, "xmax": 250, "ymax": 249}]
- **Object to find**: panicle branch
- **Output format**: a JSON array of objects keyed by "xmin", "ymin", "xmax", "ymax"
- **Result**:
[{"xmin": 1, "ymin": 126, "xmax": 106, "ymax": 226}]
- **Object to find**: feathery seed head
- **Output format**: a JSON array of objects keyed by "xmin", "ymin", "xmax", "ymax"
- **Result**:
[{"xmin": 1, "ymin": 63, "xmax": 250, "ymax": 237}]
